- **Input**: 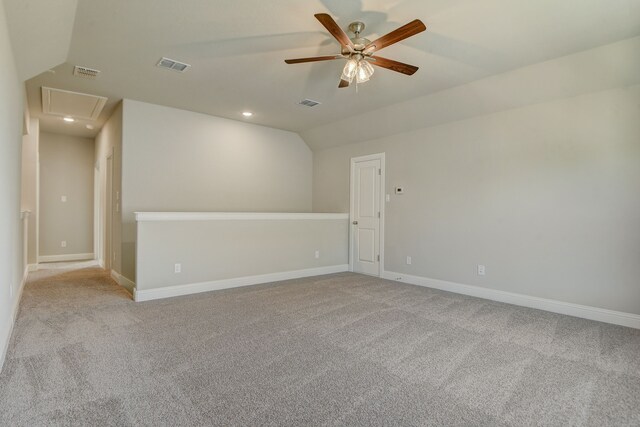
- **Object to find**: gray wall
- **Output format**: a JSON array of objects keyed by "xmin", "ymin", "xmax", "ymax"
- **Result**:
[
  {"xmin": 136, "ymin": 216, "xmax": 348, "ymax": 292},
  {"xmin": 0, "ymin": 0, "xmax": 25, "ymax": 367},
  {"xmin": 39, "ymin": 132, "xmax": 95, "ymax": 258},
  {"xmin": 120, "ymin": 99, "xmax": 313, "ymax": 281},
  {"xmin": 313, "ymin": 85, "xmax": 640, "ymax": 315}
]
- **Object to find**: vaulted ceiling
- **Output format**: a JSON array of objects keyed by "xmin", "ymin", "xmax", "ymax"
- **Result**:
[{"xmin": 6, "ymin": 0, "xmax": 640, "ymax": 142}]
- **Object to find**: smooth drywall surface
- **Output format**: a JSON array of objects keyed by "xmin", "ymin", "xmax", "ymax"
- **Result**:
[
  {"xmin": 21, "ymin": 118, "xmax": 39, "ymax": 264},
  {"xmin": 121, "ymin": 99, "xmax": 313, "ymax": 281},
  {"xmin": 313, "ymin": 85, "xmax": 640, "ymax": 315},
  {"xmin": 136, "ymin": 217, "xmax": 348, "ymax": 290},
  {"xmin": 94, "ymin": 102, "xmax": 123, "ymax": 271},
  {"xmin": 0, "ymin": 0, "xmax": 25, "ymax": 369},
  {"xmin": 39, "ymin": 132, "xmax": 94, "ymax": 258},
  {"xmin": 3, "ymin": 0, "xmax": 77, "ymax": 80},
  {"xmin": 302, "ymin": 36, "xmax": 640, "ymax": 150}
]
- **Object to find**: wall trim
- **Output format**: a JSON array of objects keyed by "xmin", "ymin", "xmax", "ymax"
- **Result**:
[
  {"xmin": 383, "ymin": 271, "xmax": 640, "ymax": 329},
  {"xmin": 135, "ymin": 212, "xmax": 349, "ymax": 222},
  {"xmin": 1, "ymin": 265, "xmax": 29, "ymax": 373},
  {"xmin": 134, "ymin": 264, "xmax": 349, "ymax": 302},
  {"xmin": 110, "ymin": 270, "xmax": 135, "ymax": 297},
  {"xmin": 27, "ymin": 264, "xmax": 38, "ymax": 272},
  {"xmin": 38, "ymin": 253, "xmax": 94, "ymax": 263}
]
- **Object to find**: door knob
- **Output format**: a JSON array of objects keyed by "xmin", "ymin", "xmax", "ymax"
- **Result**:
[{"xmin": 352, "ymin": 221, "xmax": 358, "ymax": 225}]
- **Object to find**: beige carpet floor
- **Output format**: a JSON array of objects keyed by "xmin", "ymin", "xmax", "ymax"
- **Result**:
[{"xmin": 0, "ymin": 265, "xmax": 639, "ymax": 426}]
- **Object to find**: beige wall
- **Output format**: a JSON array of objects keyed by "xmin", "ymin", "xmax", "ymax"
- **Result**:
[
  {"xmin": 120, "ymin": 99, "xmax": 313, "ymax": 281},
  {"xmin": 94, "ymin": 102, "xmax": 123, "ymax": 272},
  {"xmin": 39, "ymin": 132, "xmax": 95, "ymax": 258},
  {"xmin": 136, "ymin": 215, "xmax": 348, "ymax": 294},
  {"xmin": 0, "ymin": 0, "xmax": 26, "ymax": 368},
  {"xmin": 21, "ymin": 118, "xmax": 39, "ymax": 264},
  {"xmin": 313, "ymin": 85, "xmax": 640, "ymax": 315}
]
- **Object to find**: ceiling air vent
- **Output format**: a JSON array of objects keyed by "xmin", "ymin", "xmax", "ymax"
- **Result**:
[
  {"xmin": 298, "ymin": 99, "xmax": 321, "ymax": 107},
  {"xmin": 156, "ymin": 57, "xmax": 191, "ymax": 72},
  {"xmin": 73, "ymin": 66, "xmax": 100, "ymax": 79}
]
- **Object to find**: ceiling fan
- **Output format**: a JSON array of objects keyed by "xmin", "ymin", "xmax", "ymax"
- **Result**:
[{"xmin": 285, "ymin": 13, "xmax": 426, "ymax": 88}]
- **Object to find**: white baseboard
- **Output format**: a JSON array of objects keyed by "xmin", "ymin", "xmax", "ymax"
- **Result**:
[
  {"xmin": 135, "ymin": 264, "xmax": 349, "ymax": 302},
  {"xmin": 27, "ymin": 264, "xmax": 38, "ymax": 272},
  {"xmin": 38, "ymin": 253, "xmax": 94, "ymax": 263},
  {"xmin": 110, "ymin": 270, "xmax": 135, "ymax": 296},
  {"xmin": 1, "ymin": 265, "xmax": 29, "ymax": 372},
  {"xmin": 383, "ymin": 271, "xmax": 640, "ymax": 329}
]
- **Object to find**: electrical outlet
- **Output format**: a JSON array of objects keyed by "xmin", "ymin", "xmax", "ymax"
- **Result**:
[
  {"xmin": 174, "ymin": 263, "xmax": 181, "ymax": 273},
  {"xmin": 477, "ymin": 264, "xmax": 486, "ymax": 276},
  {"xmin": 61, "ymin": 240, "xmax": 67, "ymax": 248},
  {"xmin": 314, "ymin": 250, "xmax": 320, "ymax": 259},
  {"xmin": 61, "ymin": 195, "xmax": 67, "ymax": 202},
  {"xmin": 406, "ymin": 256, "xmax": 412, "ymax": 265}
]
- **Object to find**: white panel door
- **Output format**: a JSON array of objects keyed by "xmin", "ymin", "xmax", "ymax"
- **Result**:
[{"xmin": 352, "ymin": 158, "xmax": 381, "ymax": 276}]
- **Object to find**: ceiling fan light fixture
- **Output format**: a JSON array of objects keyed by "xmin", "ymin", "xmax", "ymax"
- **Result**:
[
  {"xmin": 284, "ymin": 14, "xmax": 425, "ymax": 89},
  {"xmin": 341, "ymin": 58, "xmax": 358, "ymax": 83},
  {"xmin": 356, "ymin": 60, "xmax": 374, "ymax": 83}
]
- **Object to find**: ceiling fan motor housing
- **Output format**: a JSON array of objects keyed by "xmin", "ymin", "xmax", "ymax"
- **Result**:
[{"xmin": 342, "ymin": 21, "xmax": 371, "ymax": 55}]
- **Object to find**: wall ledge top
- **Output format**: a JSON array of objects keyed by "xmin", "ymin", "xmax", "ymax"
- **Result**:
[{"xmin": 135, "ymin": 212, "xmax": 349, "ymax": 222}]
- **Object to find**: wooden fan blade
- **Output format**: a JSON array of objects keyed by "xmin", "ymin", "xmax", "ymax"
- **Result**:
[
  {"xmin": 338, "ymin": 79, "xmax": 350, "ymax": 88},
  {"xmin": 368, "ymin": 56, "xmax": 419, "ymax": 75},
  {"xmin": 284, "ymin": 55, "xmax": 341, "ymax": 64},
  {"xmin": 364, "ymin": 19, "xmax": 426, "ymax": 53},
  {"xmin": 315, "ymin": 13, "xmax": 355, "ymax": 49}
]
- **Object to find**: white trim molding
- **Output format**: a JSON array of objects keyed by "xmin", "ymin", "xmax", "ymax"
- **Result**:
[
  {"xmin": 110, "ymin": 270, "xmax": 135, "ymax": 296},
  {"xmin": 1, "ymin": 265, "xmax": 29, "ymax": 372},
  {"xmin": 27, "ymin": 264, "xmax": 38, "ymax": 272},
  {"xmin": 135, "ymin": 212, "xmax": 349, "ymax": 222},
  {"xmin": 38, "ymin": 253, "xmax": 94, "ymax": 263},
  {"xmin": 135, "ymin": 264, "xmax": 349, "ymax": 302},
  {"xmin": 383, "ymin": 271, "xmax": 640, "ymax": 329}
]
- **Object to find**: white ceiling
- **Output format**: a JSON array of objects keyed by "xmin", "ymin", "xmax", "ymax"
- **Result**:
[{"xmin": 13, "ymin": 0, "xmax": 640, "ymax": 139}]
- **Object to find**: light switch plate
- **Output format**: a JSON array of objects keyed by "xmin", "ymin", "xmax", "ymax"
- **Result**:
[{"xmin": 477, "ymin": 264, "xmax": 486, "ymax": 276}]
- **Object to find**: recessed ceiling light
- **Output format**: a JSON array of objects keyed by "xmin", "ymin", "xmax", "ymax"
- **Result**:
[
  {"xmin": 63, "ymin": 117, "xmax": 75, "ymax": 122},
  {"xmin": 86, "ymin": 124, "xmax": 95, "ymax": 130},
  {"xmin": 242, "ymin": 111, "xmax": 253, "ymax": 117}
]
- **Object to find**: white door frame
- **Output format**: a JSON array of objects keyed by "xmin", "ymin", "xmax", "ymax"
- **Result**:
[
  {"xmin": 105, "ymin": 151, "xmax": 113, "ymax": 271},
  {"xmin": 349, "ymin": 152, "xmax": 385, "ymax": 277},
  {"xmin": 93, "ymin": 162, "xmax": 101, "ymax": 265}
]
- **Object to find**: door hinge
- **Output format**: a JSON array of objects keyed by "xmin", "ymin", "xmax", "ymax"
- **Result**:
[{"xmin": 377, "ymin": 254, "xmax": 380, "ymax": 262}]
